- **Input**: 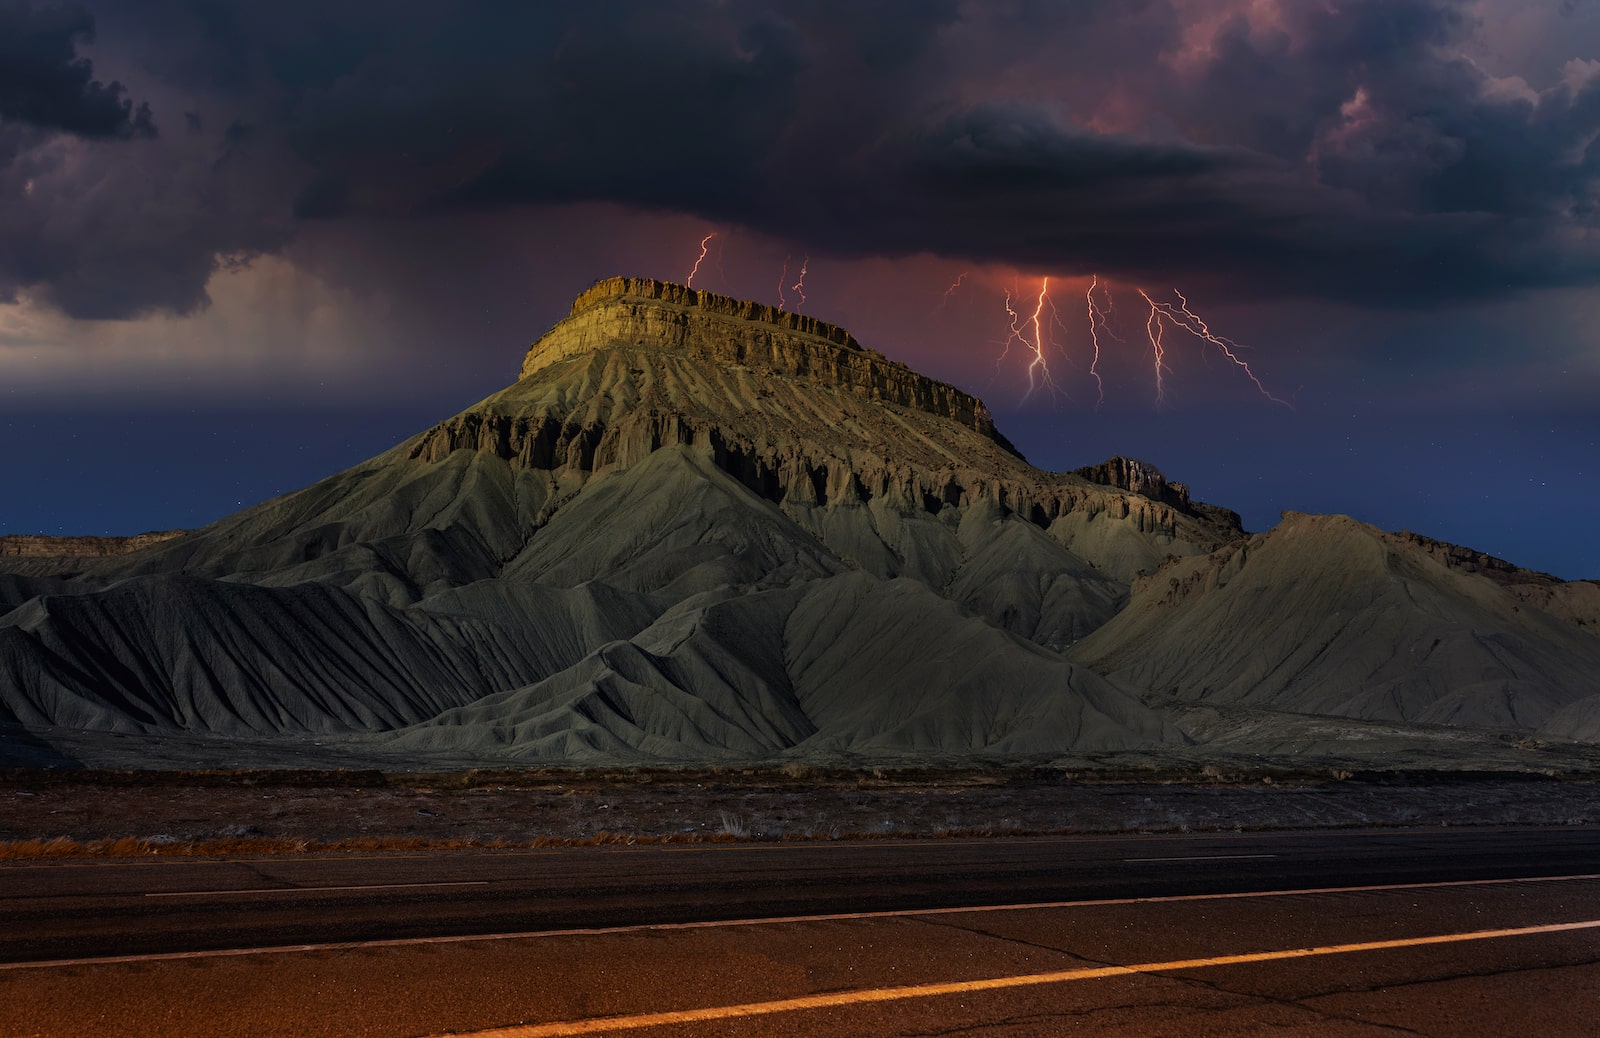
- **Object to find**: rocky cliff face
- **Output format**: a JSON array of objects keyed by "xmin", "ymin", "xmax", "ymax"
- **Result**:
[
  {"xmin": 1390, "ymin": 529, "xmax": 1552, "ymax": 586},
  {"xmin": 1388, "ymin": 530, "xmax": 1600, "ymax": 631},
  {"xmin": 1071, "ymin": 457, "xmax": 1245, "ymax": 532},
  {"xmin": 521, "ymin": 277, "xmax": 1021, "ymax": 454},
  {"xmin": 0, "ymin": 531, "xmax": 185, "ymax": 558},
  {"xmin": 405, "ymin": 406, "xmax": 1205, "ymax": 549},
  {"xmin": 398, "ymin": 279, "xmax": 1245, "ymax": 585},
  {"xmin": 1073, "ymin": 457, "xmax": 1187, "ymax": 507}
]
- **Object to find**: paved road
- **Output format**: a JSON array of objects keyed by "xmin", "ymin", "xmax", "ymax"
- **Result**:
[
  {"xmin": 3, "ymin": 826, "xmax": 1597, "ymax": 964},
  {"xmin": 2, "ymin": 827, "xmax": 1599, "ymax": 1036}
]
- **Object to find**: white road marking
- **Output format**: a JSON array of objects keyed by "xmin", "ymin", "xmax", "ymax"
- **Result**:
[
  {"xmin": 145, "ymin": 881, "xmax": 488, "ymax": 898},
  {"xmin": 1123, "ymin": 854, "xmax": 1278, "ymax": 862},
  {"xmin": 2, "ymin": 871, "xmax": 1596, "ymax": 971},
  {"xmin": 437, "ymin": 919, "xmax": 1600, "ymax": 1036}
]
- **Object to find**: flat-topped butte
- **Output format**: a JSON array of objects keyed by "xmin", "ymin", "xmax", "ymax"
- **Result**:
[{"xmin": 519, "ymin": 276, "xmax": 1013, "ymax": 449}]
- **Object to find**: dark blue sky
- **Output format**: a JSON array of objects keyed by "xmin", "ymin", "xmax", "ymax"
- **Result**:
[{"xmin": 3, "ymin": 1, "xmax": 1599, "ymax": 578}]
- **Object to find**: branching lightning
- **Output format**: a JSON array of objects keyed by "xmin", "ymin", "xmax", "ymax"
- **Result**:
[
  {"xmin": 940, "ymin": 271, "xmax": 969, "ymax": 308},
  {"xmin": 686, "ymin": 233, "xmax": 715, "ymax": 288},
  {"xmin": 1138, "ymin": 289, "xmax": 1171, "ymax": 406},
  {"xmin": 999, "ymin": 277, "xmax": 1065, "ymax": 402},
  {"xmin": 978, "ymin": 273, "xmax": 1284, "ymax": 411},
  {"xmin": 1140, "ymin": 288, "xmax": 1292, "ymax": 408},
  {"xmin": 1084, "ymin": 275, "xmax": 1115, "ymax": 408},
  {"xmin": 676, "ymin": 240, "xmax": 1287, "ymax": 413},
  {"xmin": 671, "ymin": 235, "xmax": 1285, "ymax": 412},
  {"xmin": 790, "ymin": 255, "xmax": 809, "ymax": 311},
  {"xmin": 997, "ymin": 287, "xmax": 1021, "ymax": 370}
]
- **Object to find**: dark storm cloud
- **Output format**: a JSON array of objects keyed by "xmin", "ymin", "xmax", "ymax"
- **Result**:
[
  {"xmin": 200, "ymin": 0, "xmax": 1600, "ymax": 300},
  {"xmin": 9, "ymin": 0, "xmax": 1600, "ymax": 319},
  {"xmin": 0, "ymin": 1, "xmax": 152, "ymax": 137},
  {"xmin": 1165, "ymin": 0, "xmax": 1594, "ymax": 223},
  {"xmin": 812, "ymin": 98, "xmax": 1587, "ymax": 303},
  {"xmin": 0, "ymin": 59, "xmax": 291, "ymax": 318},
  {"xmin": 301, "ymin": 2, "xmax": 809, "ymax": 217},
  {"xmin": 771, "ymin": 0, "xmax": 1600, "ymax": 301}
]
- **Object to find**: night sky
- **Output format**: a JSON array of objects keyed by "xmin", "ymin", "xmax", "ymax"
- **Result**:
[{"xmin": 3, "ymin": 1, "xmax": 1598, "ymax": 578}]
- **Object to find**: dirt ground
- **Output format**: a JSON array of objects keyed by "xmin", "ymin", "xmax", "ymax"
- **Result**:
[{"xmin": 1, "ymin": 767, "xmax": 1595, "ymax": 855}]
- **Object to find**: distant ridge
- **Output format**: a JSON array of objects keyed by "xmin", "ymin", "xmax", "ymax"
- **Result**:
[{"xmin": 0, "ymin": 530, "xmax": 185, "ymax": 559}]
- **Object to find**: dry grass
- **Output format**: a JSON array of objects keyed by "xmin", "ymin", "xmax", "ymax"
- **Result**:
[
  {"xmin": 0, "ymin": 828, "xmax": 1027, "ymax": 860},
  {"xmin": 0, "ymin": 835, "xmax": 510, "ymax": 860},
  {"xmin": 2, "ymin": 765, "xmax": 1595, "ymax": 861}
]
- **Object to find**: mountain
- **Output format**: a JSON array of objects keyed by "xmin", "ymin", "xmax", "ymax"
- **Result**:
[
  {"xmin": 3, "ymin": 277, "xmax": 1598, "ymax": 769},
  {"xmin": 1072, "ymin": 513, "xmax": 1600, "ymax": 734}
]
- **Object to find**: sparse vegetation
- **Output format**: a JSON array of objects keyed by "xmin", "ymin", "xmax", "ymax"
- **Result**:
[
  {"xmin": 717, "ymin": 811, "xmax": 748, "ymax": 837},
  {"xmin": 0, "ymin": 766, "xmax": 1595, "ymax": 859}
]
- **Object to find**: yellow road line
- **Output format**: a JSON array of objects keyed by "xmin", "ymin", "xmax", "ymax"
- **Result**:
[{"xmin": 446, "ymin": 919, "xmax": 1600, "ymax": 1037}]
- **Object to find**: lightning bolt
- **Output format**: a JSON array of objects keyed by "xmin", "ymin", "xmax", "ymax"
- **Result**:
[
  {"xmin": 686, "ymin": 233, "xmax": 715, "ymax": 288},
  {"xmin": 1138, "ymin": 289, "xmax": 1171, "ymax": 406},
  {"xmin": 777, "ymin": 255, "xmax": 789, "ymax": 309},
  {"xmin": 966, "ymin": 271, "xmax": 1285, "ymax": 411},
  {"xmin": 997, "ymin": 287, "xmax": 1022, "ymax": 370},
  {"xmin": 999, "ymin": 277, "xmax": 1065, "ymax": 403},
  {"xmin": 1084, "ymin": 274, "xmax": 1120, "ymax": 409},
  {"xmin": 1140, "ymin": 288, "xmax": 1291, "ymax": 408},
  {"xmin": 790, "ymin": 255, "xmax": 809, "ymax": 311},
  {"xmin": 940, "ymin": 271, "xmax": 969, "ymax": 308},
  {"xmin": 1169, "ymin": 290, "xmax": 1292, "ymax": 407}
]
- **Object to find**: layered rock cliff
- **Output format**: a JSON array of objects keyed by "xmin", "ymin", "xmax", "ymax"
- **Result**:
[
  {"xmin": 0, "ymin": 276, "xmax": 1254, "ymax": 763},
  {"xmin": 519, "ymin": 276, "xmax": 1020, "ymax": 453},
  {"xmin": 399, "ymin": 277, "xmax": 1245, "ymax": 588},
  {"xmin": 1389, "ymin": 530, "xmax": 1600, "ymax": 631},
  {"xmin": 0, "ymin": 530, "xmax": 185, "ymax": 558}
]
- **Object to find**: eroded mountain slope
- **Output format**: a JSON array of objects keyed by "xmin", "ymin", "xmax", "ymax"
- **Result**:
[
  {"xmin": 1072, "ymin": 512, "xmax": 1600, "ymax": 730},
  {"xmin": 0, "ymin": 278, "xmax": 1226, "ymax": 762},
  {"xmin": 3, "ymin": 277, "xmax": 1595, "ymax": 767},
  {"xmin": 64, "ymin": 278, "xmax": 1239, "ymax": 598},
  {"xmin": 383, "ymin": 571, "xmax": 1169, "ymax": 763}
]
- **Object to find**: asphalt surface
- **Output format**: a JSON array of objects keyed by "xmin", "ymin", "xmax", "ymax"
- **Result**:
[
  {"xmin": 3, "ymin": 827, "xmax": 1599, "ymax": 1036},
  {"xmin": 3, "ymin": 826, "xmax": 1599, "ymax": 964}
]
